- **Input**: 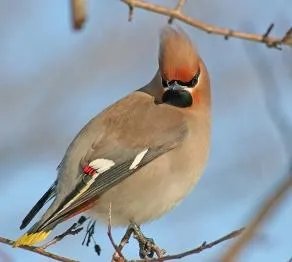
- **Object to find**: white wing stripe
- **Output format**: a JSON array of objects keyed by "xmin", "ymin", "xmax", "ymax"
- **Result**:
[
  {"xmin": 129, "ymin": 149, "xmax": 149, "ymax": 170},
  {"xmin": 89, "ymin": 158, "xmax": 115, "ymax": 173}
]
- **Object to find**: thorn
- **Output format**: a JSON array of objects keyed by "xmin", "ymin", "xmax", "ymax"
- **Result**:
[
  {"xmin": 263, "ymin": 23, "xmax": 274, "ymax": 38},
  {"xmin": 201, "ymin": 241, "xmax": 207, "ymax": 247},
  {"xmin": 224, "ymin": 29, "xmax": 232, "ymax": 40},
  {"xmin": 261, "ymin": 24, "xmax": 283, "ymax": 49},
  {"xmin": 127, "ymin": 0, "xmax": 134, "ymax": 22},
  {"xmin": 168, "ymin": 0, "xmax": 186, "ymax": 24}
]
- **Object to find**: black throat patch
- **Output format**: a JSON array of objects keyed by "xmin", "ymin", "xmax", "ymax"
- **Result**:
[{"xmin": 162, "ymin": 89, "xmax": 193, "ymax": 108}]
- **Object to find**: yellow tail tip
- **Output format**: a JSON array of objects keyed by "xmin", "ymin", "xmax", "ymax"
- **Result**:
[{"xmin": 13, "ymin": 231, "xmax": 51, "ymax": 248}]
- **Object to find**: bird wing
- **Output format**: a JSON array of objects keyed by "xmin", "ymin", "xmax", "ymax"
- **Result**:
[{"xmin": 32, "ymin": 92, "xmax": 189, "ymax": 231}]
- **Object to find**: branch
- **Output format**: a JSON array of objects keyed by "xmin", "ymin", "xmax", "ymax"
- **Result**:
[
  {"xmin": 120, "ymin": 0, "xmax": 292, "ymax": 49},
  {"xmin": 168, "ymin": 0, "xmax": 186, "ymax": 24},
  {"xmin": 135, "ymin": 227, "xmax": 244, "ymax": 262},
  {"xmin": 0, "ymin": 236, "xmax": 78, "ymax": 262},
  {"xmin": 70, "ymin": 0, "xmax": 87, "ymax": 30},
  {"xmin": 41, "ymin": 217, "xmax": 87, "ymax": 249},
  {"xmin": 107, "ymin": 227, "xmax": 244, "ymax": 262},
  {"xmin": 107, "ymin": 202, "xmax": 127, "ymax": 262},
  {"xmin": 221, "ymin": 174, "xmax": 292, "ymax": 262}
]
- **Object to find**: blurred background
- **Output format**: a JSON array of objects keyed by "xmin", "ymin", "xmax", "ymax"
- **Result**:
[{"xmin": 0, "ymin": 0, "xmax": 291, "ymax": 261}]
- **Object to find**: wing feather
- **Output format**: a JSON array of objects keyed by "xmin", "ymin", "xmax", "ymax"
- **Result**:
[{"xmin": 38, "ymin": 127, "xmax": 187, "ymax": 230}]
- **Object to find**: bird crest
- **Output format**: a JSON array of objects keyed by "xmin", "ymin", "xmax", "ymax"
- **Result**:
[{"xmin": 159, "ymin": 26, "xmax": 200, "ymax": 83}]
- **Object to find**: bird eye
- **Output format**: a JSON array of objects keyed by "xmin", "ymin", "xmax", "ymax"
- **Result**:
[
  {"xmin": 183, "ymin": 68, "xmax": 200, "ymax": 88},
  {"xmin": 161, "ymin": 68, "xmax": 200, "ymax": 88},
  {"xmin": 161, "ymin": 78, "xmax": 168, "ymax": 87}
]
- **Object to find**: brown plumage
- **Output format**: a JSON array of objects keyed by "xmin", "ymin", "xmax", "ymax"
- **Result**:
[
  {"xmin": 159, "ymin": 26, "xmax": 199, "ymax": 82},
  {"xmin": 14, "ymin": 25, "xmax": 211, "ymax": 247}
]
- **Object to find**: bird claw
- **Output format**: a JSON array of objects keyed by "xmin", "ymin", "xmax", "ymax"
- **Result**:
[
  {"xmin": 128, "ymin": 223, "xmax": 166, "ymax": 259},
  {"xmin": 138, "ymin": 237, "xmax": 155, "ymax": 258}
]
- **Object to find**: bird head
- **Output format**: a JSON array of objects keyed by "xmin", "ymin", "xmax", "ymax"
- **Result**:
[{"xmin": 158, "ymin": 26, "xmax": 210, "ymax": 109}]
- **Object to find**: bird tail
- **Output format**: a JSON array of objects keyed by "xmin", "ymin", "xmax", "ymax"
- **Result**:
[
  {"xmin": 13, "ymin": 229, "xmax": 52, "ymax": 247},
  {"xmin": 14, "ymin": 170, "xmax": 98, "ymax": 247},
  {"xmin": 13, "ymin": 220, "xmax": 54, "ymax": 247},
  {"xmin": 13, "ymin": 181, "xmax": 59, "ymax": 247},
  {"xmin": 13, "ymin": 184, "xmax": 94, "ymax": 247}
]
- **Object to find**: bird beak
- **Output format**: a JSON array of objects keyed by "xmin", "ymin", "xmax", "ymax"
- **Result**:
[
  {"xmin": 166, "ymin": 81, "xmax": 191, "ymax": 94},
  {"xmin": 167, "ymin": 81, "xmax": 183, "ymax": 91}
]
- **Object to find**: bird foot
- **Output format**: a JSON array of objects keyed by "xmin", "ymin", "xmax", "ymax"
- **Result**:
[{"xmin": 128, "ymin": 223, "xmax": 166, "ymax": 259}]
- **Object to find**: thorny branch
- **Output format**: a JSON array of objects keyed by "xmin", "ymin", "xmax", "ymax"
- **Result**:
[
  {"xmin": 0, "ymin": 226, "xmax": 242, "ymax": 262},
  {"xmin": 120, "ymin": 0, "xmax": 292, "ymax": 49},
  {"xmin": 168, "ymin": 0, "xmax": 186, "ymax": 24},
  {"xmin": 70, "ymin": 0, "xmax": 292, "ymax": 48},
  {"xmin": 107, "ymin": 224, "xmax": 244, "ymax": 262},
  {"xmin": 129, "ymin": 228, "xmax": 244, "ymax": 262}
]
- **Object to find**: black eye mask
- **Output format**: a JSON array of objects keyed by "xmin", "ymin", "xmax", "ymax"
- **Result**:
[
  {"xmin": 161, "ymin": 68, "xmax": 200, "ymax": 88},
  {"xmin": 160, "ymin": 67, "xmax": 200, "ymax": 108}
]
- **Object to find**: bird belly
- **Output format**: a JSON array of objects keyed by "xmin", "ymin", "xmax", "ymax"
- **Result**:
[{"xmin": 89, "ymin": 133, "xmax": 209, "ymax": 226}]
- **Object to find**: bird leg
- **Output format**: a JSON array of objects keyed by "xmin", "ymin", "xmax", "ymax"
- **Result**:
[{"xmin": 116, "ymin": 222, "xmax": 166, "ymax": 259}]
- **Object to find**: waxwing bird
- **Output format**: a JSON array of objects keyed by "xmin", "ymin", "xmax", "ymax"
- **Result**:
[{"xmin": 14, "ymin": 25, "xmax": 211, "ymax": 249}]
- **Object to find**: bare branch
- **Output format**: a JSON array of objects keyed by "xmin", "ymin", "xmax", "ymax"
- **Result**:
[
  {"xmin": 41, "ymin": 216, "xmax": 87, "ymax": 249},
  {"xmin": 0, "ymin": 236, "xmax": 78, "ymax": 262},
  {"xmin": 107, "ymin": 202, "xmax": 126, "ymax": 262},
  {"xmin": 120, "ymin": 0, "xmax": 292, "ymax": 49},
  {"xmin": 70, "ymin": 0, "xmax": 87, "ymax": 30},
  {"xmin": 221, "ymin": 174, "xmax": 292, "ymax": 262},
  {"xmin": 128, "ymin": 228, "xmax": 244, "ymax": 262}
]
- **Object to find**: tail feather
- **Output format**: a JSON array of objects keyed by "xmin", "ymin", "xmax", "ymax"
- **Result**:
[
  {"xmin": 14, "ymin": 182, "xmax": 58, "ymax": 247},
  {"xmin": 14, "ymin": 173, "xmax": 96, "ymax": 247},
  {"xmin": 20, "ymin": 181, "xmax": 57, "ymax": 230},
  {"xmin": 14, "ymin": 216, "xmax": 58, "ymax": 247},
  {"xmin": 13, "ymin": 231, "xmax": 52, "ymax": 247}
]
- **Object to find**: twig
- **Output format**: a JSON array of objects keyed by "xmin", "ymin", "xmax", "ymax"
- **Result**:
[
  {"xmin": 107, "ymin": 202, "xmax": 126, "ymax": 261},
  {"xmin": 221, "ymin": 175, "xmax": 292, "ymax": 262},
  {"xmin": 0, "ymin": 236, "xmax": 78, "ymax": 262},
  {"xmin": 120, "ymin": 0, "xmax": 292, "ymax": 49},
  {"xmin": 168, "ymin": 0, "xmax": 186, "ymax": 24},
  {"xmin": 70, "ymin": 0, "xmax": 87, "ymax": 30},
  {"xmin": 128, "ymin": 228, "xmax": 244, "ymax": 262},
  {"xmin": 41, "ymin": 216, "xmax": 87, "ymax": 249},
  {"xmin": 124, "ymin": 0, "xmax": 135, "ymax": 21}
]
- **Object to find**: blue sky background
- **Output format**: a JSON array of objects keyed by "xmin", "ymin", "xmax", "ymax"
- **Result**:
[{"xmin": 0, "ymin": 0, "xmax": 291, "ymax": 261}]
